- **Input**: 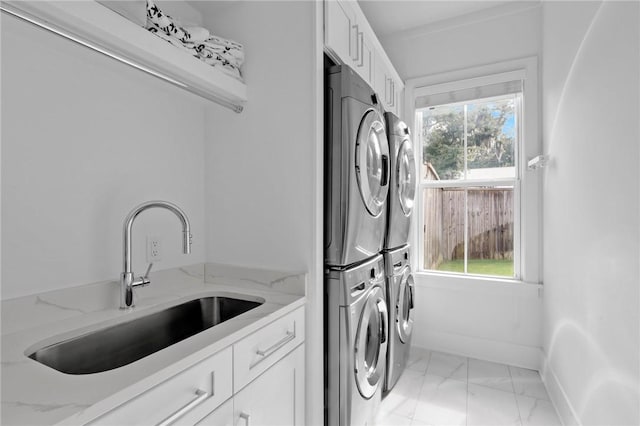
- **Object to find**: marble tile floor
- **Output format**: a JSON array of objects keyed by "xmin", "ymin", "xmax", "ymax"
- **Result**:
[{"xmin": 375, "ymin": 348, "xmax": 561, "ymax": 426}]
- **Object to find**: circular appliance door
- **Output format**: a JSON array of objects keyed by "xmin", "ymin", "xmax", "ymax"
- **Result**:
[
  {"xmin": 355, "ymin": 110, "xmax": 390, "ymax": 217},
  {"xmin": 396, "ymin": 269, "xmax": 415, "ymax": 343},
  {"xmin": 397, "ymin": 139, "xmax": 416, "ymax": 216},
  {"xmin": 354, "ymin": 286, "xmax": 388, "ymax": 399}
]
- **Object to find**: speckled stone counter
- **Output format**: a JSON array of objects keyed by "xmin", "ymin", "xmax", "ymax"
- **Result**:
[{"xmin": 1, "ymin": 263, "xmax": 306, "ymax": 425}]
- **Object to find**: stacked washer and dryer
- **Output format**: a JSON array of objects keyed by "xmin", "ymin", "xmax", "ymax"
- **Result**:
[
  {"xmin": 381, "ymin": 112, "xmax": 417, "ymax": 394},
  {"xmin": 324, "ymin": 63, "xmax": 417, "ymax": 426},
  {"xmin": 324, "ymin": 65, "xmax": 390, "ymax": 426}
]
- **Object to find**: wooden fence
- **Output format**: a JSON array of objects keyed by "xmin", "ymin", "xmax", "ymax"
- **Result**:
[{"xmin": 423, "ymin": 186, "xmax": 514, "ymax": 270}]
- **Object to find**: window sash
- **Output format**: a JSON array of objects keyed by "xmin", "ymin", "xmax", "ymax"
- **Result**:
[
  {"xmin": 416, "ymin": 92, "xmax": 522, "ymax": 278},
  {"xmin": 420, "ymin": 183, "xmax": 519, "ymax": 278}
]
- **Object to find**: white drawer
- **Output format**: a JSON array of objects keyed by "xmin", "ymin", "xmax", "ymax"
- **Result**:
[
  {"xmin": 89, "ymin": 347, "xmax": 232, "ymax": 426},
  {"xmin": 233, "ymin": 307, "xmax": 305, "ymax": 391}
]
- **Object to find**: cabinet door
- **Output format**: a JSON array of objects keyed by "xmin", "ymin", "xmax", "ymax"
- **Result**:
[
  {"xmin": 394, "ymin": 79, "xmax": 404, "ymax": 117},
  {"xmin": 358, "ymin": 34, "xmax": 373, "ymax": 84},
  {"xmin": 324, "ymin": 0, "xmax": 354, "ymax": 65},
  {"xmin": 373, "ymin": 50, "xmax": 387, "ymax": 103},
  {"xmin": 195, "ymin": 398, "xmax": 233, "ymax": 426},
  {"xmin": 234, "ymin": 345, "xmax": 305, "ymax": 426},
  {"xmin": 389, "ymin": 77, "xmax": 398, "ymax": 114}
]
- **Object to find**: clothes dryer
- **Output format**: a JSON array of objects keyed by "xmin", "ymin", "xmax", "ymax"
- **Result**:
[
  {"xmin": 383, "ymin": 244, "xmax": 415, "ymax": 392},
  {"xmin": 325, "ymin": 65, "xmax": 390, "ymax": 268},
  {"xmin": 383, "ymin": 112, "xmax": 416, "ymax": 251},
  {"xmin": 326, "ymin": 254, "xmax": 388, "ymax": 426}
]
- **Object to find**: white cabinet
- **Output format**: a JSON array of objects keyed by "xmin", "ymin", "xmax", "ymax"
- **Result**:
[
  {"xmin": 324, "ymin": 0, "xmax": 355, "ymax": 69},
  {"xmin": 324, "ymin": 0, "xmax": 372, "ymax": 85},
  {"xmin": 89, "ymin": 347, "xmax": 233, "ymax": 426},
  {"xmin": 373, "ymin": 50, "xmax": 404, "ymax": 117},
  {"xmin": 324, "ymin": 0, "xmax": 404, "ymax": 117},
  {"xmin": 234, "ymin": 346, "xmax": 305, "ymax": 425},
  {"xmin": 86, "ymin": 306, "xmax": 305, "ymax": 426},
  {"xmin": 195, "ymin": 399, "xmax": 234, "ymax": 426},
  {"xmin": 359, "ymin": 34, "xmax": 373, "ymax": 83},
  {"xmin": 234, "ymin": 305, "xmax": 304, "ymax": 390}
]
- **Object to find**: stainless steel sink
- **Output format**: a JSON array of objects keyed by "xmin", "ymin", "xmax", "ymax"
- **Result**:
[{"xmin": 28, "ymin": 296, "xmax": 263, "ymax": 375}]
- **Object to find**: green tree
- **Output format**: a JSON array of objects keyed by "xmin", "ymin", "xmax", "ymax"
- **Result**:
[
  {"xmin": 422, "ymin": 105, "xmax": 464, "ymax": 180},
  {"xmin": 422, "ymin": 100, "xmax": 514, "ymax": 179}
]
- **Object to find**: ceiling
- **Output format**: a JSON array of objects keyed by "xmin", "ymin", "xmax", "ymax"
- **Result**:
[{"xmin": 358, "ymin": 0, "xmax": 527, "ymax": 37}]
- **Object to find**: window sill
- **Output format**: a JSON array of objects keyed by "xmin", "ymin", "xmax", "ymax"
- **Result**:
[{"xmin": 414, "ymin": 270, "xmax": 542, "ymax": 292}]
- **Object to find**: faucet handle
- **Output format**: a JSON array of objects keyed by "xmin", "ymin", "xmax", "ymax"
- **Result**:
[
  {"xmin": 139, "ymin": 263, "xmax": 153, "ymax": 286},
  {"xmin": 132, "ymin": 263, "xmax": 153, "ymax": 288},
  {"xmin": 143, "ymin": 263, "xmax": 153, "ymax": 280}
]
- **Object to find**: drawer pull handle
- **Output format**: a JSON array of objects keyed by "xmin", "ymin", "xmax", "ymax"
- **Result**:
[
  {"xmin": 239, "ymin": 412, "xmax": 251, "ymax": 425},
  {"xmin": 256, "ymin": 330, "xmax": 295, "ymax": 357},
  {"xmin": 156, "ymin": 389, "xmax": 208, "ymax": 426},
  {"xmin": 255, "ymin": 328, "xmax": 296, "ymax": 363}
]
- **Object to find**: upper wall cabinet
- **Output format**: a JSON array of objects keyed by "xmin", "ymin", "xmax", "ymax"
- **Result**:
[
  {"xmin": 324, "ymin": 0, "xmax": 404, "ymax": 117},
  {"xmin": 1, "ymin": 0, "xmax": 247, "ymax": 112},
  {"xmin": 324, "ymin": 1, "xmax": 357, "ymax": 72}
]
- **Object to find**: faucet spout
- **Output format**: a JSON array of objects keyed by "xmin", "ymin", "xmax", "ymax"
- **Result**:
[{"xmin": 120, "ymin": 200, "xmax": 192, "ymax": 309}]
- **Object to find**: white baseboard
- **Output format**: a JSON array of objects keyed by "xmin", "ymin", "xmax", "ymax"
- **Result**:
[
  {"xmin": 414, "ymin": 330, "xmax": 542, "ymax": 370},
  {"xmin": 540, "ymin": 351, "xmax": 581, "ymax": 426}
]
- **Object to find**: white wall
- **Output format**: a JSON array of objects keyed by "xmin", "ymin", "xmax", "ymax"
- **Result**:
[
  {"xmin": 412, "ymin": 275, "xmax": 543, "ymax": 369},
  {"xmin": 541, "ymin": 2, "xmax": 640, "ymax": 425},
  {"xmin": 1, "ymin": 12, "xmax": 207, "ymax": 300},
  {"xmin": 381, "ymin": 4, "xmax": 544, "ymax": 368},
  {"xmin": 196, "ymin": 3, "xmax": 324, "ymax": 425},
  {"xmin": 199, "ymin": 1, "xmax": 316, "ymax": 273}
]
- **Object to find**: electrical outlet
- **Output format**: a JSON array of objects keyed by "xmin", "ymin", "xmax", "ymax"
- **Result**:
[{"xmin": 147, "ymin": 236, "xmax": 162, "ymax": 262}]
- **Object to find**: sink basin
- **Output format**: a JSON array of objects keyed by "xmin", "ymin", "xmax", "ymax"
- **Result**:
[{"xmin": 28, "ymin": 296, "xmax": 264, "ymax": 374}]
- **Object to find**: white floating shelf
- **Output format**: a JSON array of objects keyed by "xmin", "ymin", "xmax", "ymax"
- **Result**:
[{"xmin": 3, "ymin": 0, "xmax": 247, "ymax": 112}]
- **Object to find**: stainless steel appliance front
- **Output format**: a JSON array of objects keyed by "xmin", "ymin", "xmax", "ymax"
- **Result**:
[
  {"xmin": 325, "ymin": 65, "xmax": 390, "ymax": 268},
  {"xmin": 383, "ymin": 244, "xmax": 415, "ymax": 392},
  {"xmin": 326, "ymin": 255, "xmax": 388, "ymax": 426},
  {"xmin": 383, "ymin": 112, "xmax": 416, "ymax": 251}
]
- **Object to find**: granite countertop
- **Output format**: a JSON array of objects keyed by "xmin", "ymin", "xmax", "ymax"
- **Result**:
[{"xmin": 1, "ymin": 263, "xmax": 306, "ymax": 426}]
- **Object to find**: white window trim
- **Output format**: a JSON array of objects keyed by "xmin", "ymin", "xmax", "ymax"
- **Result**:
[{"xmin": 405, "ymin": 57, "xmax": 541, "ymax": 285}]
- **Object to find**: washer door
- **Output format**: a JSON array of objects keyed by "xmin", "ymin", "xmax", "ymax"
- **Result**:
[
  {"xmin": 355, "ymin": 110, "xmax": 390, "ymax": 217},
  {"xmin": 397, "ymin": 139, "xmax": 416, "ymax": 216},
  {"xmin": 354, "ymin": 286, "xmax": 388, "ymax": 399},
  {"xmin": 396, "ymin": 269, "xmax": 415, "ymax": 343}
]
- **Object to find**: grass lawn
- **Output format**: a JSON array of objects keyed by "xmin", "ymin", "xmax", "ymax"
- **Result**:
[{"xmin": 436, "ymin": 259, "xmax": 514, "ymax": 277}]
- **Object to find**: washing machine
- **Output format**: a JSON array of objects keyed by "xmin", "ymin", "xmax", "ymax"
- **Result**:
[
  {"xmin": 383, "ymin": 244, "xmax": 415, "ymax": 392},
  {"xmin": 326, "ymin": 254, "xmax": 388, "ymax": 426},
  {"xmin": 383, "ymin": 112, "xmax": 416, "ymax": 251},
  {"xmin": 325, "ymin": 65, "xmax": 390, "ymax": 268}
]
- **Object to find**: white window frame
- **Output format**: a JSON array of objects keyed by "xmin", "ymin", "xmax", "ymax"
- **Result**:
[{"xmin": 405, "ymin": 57, "xmax": 541, "ymax": 285}]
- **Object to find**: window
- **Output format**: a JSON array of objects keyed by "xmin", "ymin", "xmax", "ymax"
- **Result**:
[
  {"xmin": 408, "ymin": 59, "xmax": 540, "ymax": 283},
  {"xmin": 417, "ymin": 94, "xmax": 520, "ymax": 278}
]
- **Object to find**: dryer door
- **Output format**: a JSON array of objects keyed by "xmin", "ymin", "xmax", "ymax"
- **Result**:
[
  {"xmin": 354, "ymin": 285, "xmax": 388, "ymax": 399},
  {"xmin": 355, "ymin": 110, "xmax": 390, "ymax": 217},
  {"xmin": 397, "ymin": 139, "xmax": 416, "ymax": 216},
  {"xmin": 396, "ymin": 268, "xmax": 415, "ymax": 343}
]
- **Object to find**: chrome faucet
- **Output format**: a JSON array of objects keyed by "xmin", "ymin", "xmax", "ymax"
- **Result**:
[{"xmin": 120, "ymin": 200, "xmax": 192, "ymax": 309}]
